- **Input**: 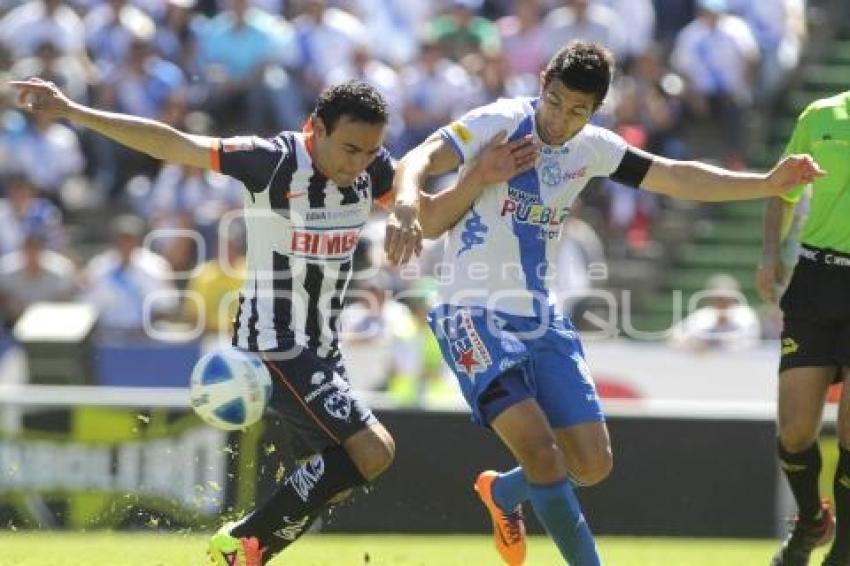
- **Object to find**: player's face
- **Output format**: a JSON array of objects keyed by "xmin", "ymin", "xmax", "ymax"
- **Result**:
[
  {"xmin": 535, "ymin": 78, "xmax": 598, "ymax": 145},
  {"xmin": 314, "ymin": 116, "xmax": 386, "ymax": 187}
]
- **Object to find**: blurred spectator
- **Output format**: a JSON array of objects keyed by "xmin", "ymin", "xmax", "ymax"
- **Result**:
[
  {"xmin": 184, "ymin": 225, "xmax": 245, "ymax": 335},
  {"xmin": 544, "ymin": 0, "xmax": 627, "ymax": 60},
  {"xmin": 400, "ymin": 37, "xmax": 479, "ymax": 151},
  {"xmin": 0, "ymin": 0, "xmax": 92, "ymax": 78},
  {"xmin": 598, "ymin": 0, "xmax": 655, "ymax": 58},
  {"xmin": 293, "ymin": 0, "xmax": 367, "ymax": 99},
  {"xmin": 326, "ymin": 44, "xmax": 406, "ymax": 151},
  {"xmin": 652, "ymin": 0, "xmax": 696, "ymax": 48},
  {"xmin": 391, "ymin": 277, "xmax": 458, "ymax": 407},
  {"xmin": 94, "ymin": 26, "xmax": 186, "ymax": 200},
  {"xmin": 340, "ymin": 274, "xmax": 418, "ymax": 392},
  {"xmin": 145, "ymin": 162, "xmax": 242, "ymax": 247},
  {"xmin": 554, "ymin": 215, "xmax": 606, "ymax": 321},
  {"xmin": 428, "ymin": 0, "xmax": 501, "ymax": 61},
  {"xmin": 668, "ymin": 273, "xmax": 761, "ymax": 351},
  {"xmin": 2, "ymin": 109, "xmax": 85, "ymax": 202},
  {"xmin": 671, "ymin": 0, "xmax": 759, "ymax": 168},
  {"xmin": 0, "ymin": 174, "xmax": 66, "ymax": 255},
  {"xmin": 10, "ymin": 39, "xmax": 89, "ymax": 106},
  {"xmin": 497, "ymin": 0, "xmax": 550, "ymax": 80},
  {"xmin": 84, "ymin": 0, "xmax": 157, "ymax": 74},
  {"xmin": 81, "ymin": 215, "xmax": 177, "ymax": 337},
  {"xmin": 199, "ymin": 0, "xmax": 303, "ymax": 134},
  {"xmin": 628, "ymin": 45, "xmax": 689, "ymax": 159},
  {"xmin": 728, "ymin": 0, "xmax": 806, "ymax": 100},
  {"xmin": 346, "ymin": 0, "xmax": 432, "ymax": 66},
  {"xmin": 0, "ymin": 231, "xmax": 78, "ymax": 326},
  {"xmin": 154, "ymin": 0, "xmax": 204, "ymax": 75}
]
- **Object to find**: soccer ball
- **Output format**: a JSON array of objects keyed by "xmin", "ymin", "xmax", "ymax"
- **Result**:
[{"xmin": 189, "ymin": 348, "xmax": 272, "ymax": 431}]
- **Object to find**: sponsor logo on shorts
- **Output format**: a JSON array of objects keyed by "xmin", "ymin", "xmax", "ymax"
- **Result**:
[
  {"xmin": 781, "ymin": 337, "xmax": 799, "ymax": 356},
  {"xmin": 274, "ymin": 515, "xmax": 310, "ymax": 541},
  {"xmin": 285, "ymin": 455, "xmax": 325, "ymax": 502},
  {"xmin": 323, "ymin": 391, "xmax": 352, "ymax": 421},
  {"xmin": 304, "ymin": 371, "xmax": 349, "ymax": 403},
  {"xmin": 436, "ymin": 309, "xmax": 493, "ymax": 379}
]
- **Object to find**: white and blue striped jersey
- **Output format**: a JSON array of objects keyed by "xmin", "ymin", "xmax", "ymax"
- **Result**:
[
  {"xmin": 210, "ymin": 130, "xmax": 394, "ymax": 357},
  {"xmin": 438, "ymin": 97, "xmax": 649, "ymax": 317}
]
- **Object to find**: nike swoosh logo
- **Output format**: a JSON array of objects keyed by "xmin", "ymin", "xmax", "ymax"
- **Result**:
[{"xmin": 286, "ymin": 192, "xmax": 307, "ymax": 199}]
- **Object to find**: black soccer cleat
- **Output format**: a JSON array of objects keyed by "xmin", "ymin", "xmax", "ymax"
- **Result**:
[
  {"xmin": 821, "ymin": 548, "xmax": 850, "ymax": 566},
  {"xmin": 771, "ymin": 500, "xmax": 835, "ymax": 566}
]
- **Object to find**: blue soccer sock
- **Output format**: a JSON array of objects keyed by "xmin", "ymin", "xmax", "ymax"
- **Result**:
[
  {"xmin": 528, "ymin": 478, "xmax": 600, "ymax": 566},
  {"xmin": 492, "ymin": 467, "xmax": 529, "ymax": 511}
]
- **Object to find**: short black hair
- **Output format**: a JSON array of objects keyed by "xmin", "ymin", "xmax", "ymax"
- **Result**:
[
  {"xmin": 543, "ymin": 41, "xmax": 614, "ymax": 108},
  {"xmin": 314, "ymin": 81, "xmax": 389, "ymax": 134}
]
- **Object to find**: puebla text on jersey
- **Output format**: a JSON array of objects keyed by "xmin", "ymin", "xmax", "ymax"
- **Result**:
[
  {"xmin": 209, "ymin": 132, "xmax": 394, "ymax": 357},
  {"xmin": 439, "ymin": 97, "xmax": 652, "ymax": 317}
]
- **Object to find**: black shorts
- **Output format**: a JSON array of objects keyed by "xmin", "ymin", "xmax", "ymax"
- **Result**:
[
  {"xmin": 261, "ymin": 347, "xmax": 377, "ymax": 459},
  {"xmin": 779, "ymin": 246, "xmax": 850, "ymax": 380}
]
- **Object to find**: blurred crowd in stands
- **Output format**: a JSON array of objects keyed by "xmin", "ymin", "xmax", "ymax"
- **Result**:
[{"xmin": 0, "ymin": 0, "xmax": 808, "ymax": 402}]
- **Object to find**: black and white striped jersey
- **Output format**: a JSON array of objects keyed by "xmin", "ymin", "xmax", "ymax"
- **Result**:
[{"xmin": 210, "ymin": 130, "xmax": 394, "ymax": 358}]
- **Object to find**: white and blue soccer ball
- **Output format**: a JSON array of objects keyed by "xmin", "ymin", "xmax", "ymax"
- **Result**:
[{"xmin": 189, "ymin": 348, "xmax": 272, "ymax": 431}]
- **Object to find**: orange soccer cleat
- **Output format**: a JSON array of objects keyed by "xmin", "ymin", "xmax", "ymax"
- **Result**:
[{"xmin": 475, "ymin": 470, "xmax": 527, "ymax": 566}]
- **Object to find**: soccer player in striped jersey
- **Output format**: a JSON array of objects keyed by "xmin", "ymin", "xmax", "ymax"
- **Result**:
[
  {"xmin": 392, "ymin": 41, "xmax": 825, "ymax": 565},
  {"xmin": 11, "ymin": 77, "xmax": 534, "ymax": 565}
]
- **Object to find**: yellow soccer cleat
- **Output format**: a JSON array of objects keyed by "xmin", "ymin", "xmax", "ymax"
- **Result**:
[{"xmin": 208, "ymin": 523, "xmax": 263, "ymax": 566}]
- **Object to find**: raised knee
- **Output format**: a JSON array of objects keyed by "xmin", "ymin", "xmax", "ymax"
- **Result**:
[
  {"xmin": 348, "ymin": 428, "xmax": 395, "ymax": 481},
  {"xmin": 570, "ymin": 449, "xmax": 613, "ymax": 486},
  {"xmin": 517, "ymin": 440, "xmax": 567, "ymax": 482},
  {"xmin": 779, "ymin": 426, "xmax": 819, "ymax": 454}
]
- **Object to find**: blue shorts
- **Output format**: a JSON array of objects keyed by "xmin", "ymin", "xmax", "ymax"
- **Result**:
[{"xmin": 428, "ymin": 305, "xmax": 604, "ymax": 428}]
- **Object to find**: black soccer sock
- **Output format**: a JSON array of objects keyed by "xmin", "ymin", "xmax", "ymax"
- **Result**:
[
  {"xmin": 778, "ymin": 439, "xmax": 823, "ymax": 521},
  {"xmin": 829, "ymin": 446, "xmax": 850, "ymax": 559},
  {"xmin": 230, "ymin": 444, "xmax": 367, "ymax": 552}
]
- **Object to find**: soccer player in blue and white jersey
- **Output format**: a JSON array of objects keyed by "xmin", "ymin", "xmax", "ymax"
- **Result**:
[
  {"xmin": 392, "ymin": 41, "xmax": 825, "ymax": 566},
  {"xmin": 12, "ymin": 77, "xmax": 533, "ymax": 565}
]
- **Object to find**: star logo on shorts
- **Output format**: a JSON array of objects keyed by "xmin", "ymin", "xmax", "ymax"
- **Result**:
[{"xmin": 456, "ymin": 347, "xmax": 487, "ymax": 377}]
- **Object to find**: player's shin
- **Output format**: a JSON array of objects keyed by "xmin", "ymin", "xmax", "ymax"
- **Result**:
[
  {"xmin": 230, "ymin": 444, "xmax": 367, "ymax": 553},
  {"xmin": 528, "ymin": 478, "xmax": 600, "ymax": 566},
  {"xmin": 778, "ymin": 440, "xmax": 823, "ymax": 521}
]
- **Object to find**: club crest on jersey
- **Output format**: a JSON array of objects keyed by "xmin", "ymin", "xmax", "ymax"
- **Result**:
[
  {"xmin": 539, "ymin": 152, "xmax": 588, "ymax": 187},
  {"xmin": 457, "ymin": 208, "xmax": 488, "ymax": 256},
  {"xmin": 435, "ymin": 309, "xmax": 492, "ymax": 379}
]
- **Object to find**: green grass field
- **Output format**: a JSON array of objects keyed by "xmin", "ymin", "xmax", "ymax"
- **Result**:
[{"xmin": 0, "ymin": 532, "xmax": 833, "ymax": 565}]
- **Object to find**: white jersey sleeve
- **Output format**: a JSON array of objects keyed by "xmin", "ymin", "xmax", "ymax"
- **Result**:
[
  {"xmin": 438, "ymin": 98, "xmax": 529, "ymax": 164},
  {"xmin": 583, "ymin": 125, "xmax": 630, "ymax": 178}
]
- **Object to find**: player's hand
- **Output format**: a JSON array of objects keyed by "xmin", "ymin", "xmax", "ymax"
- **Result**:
[
  {"xmin": 755, "ymin": 255, "xmax": 786, "ymax": 304},
  {"xmin": 765, "ymin": 154, "xmax": 825, "ymax": 193},
  {"xmin": 10, "ymin": 77, "xmax": 73, "ymax": 120},
  {"xmin": 385, "ymin": 201, "xmax": 423, "ymax": 266},
  {"xmin": 464, "ymin": 131, "xmax": 539, "ymax": 187}
]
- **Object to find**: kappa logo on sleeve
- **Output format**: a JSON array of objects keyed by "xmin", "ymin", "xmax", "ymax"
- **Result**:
[{"xmin": 222, "ymin": 137, "xmax": 256, "ymax": 153}]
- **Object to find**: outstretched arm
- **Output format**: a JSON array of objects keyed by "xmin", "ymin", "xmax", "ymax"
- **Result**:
[
  {"xmin": 11, "ymin": 78, "xmax": 214, "ymax": 169},
  {"xmin": 639, "ymin": 154, "xmax": 824, "ymax": 201}
]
